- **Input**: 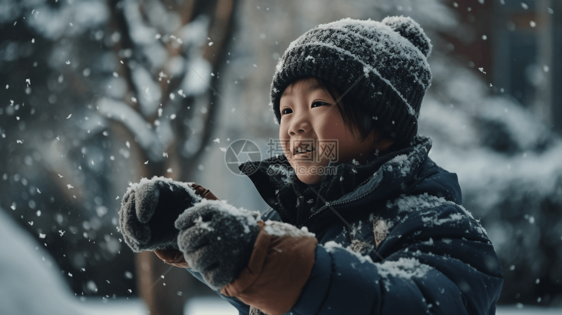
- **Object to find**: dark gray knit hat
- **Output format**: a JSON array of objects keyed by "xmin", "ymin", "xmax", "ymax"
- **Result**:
[{"xmin": 270, "ymin": 16, "xmax": 432, "ymax": 143}]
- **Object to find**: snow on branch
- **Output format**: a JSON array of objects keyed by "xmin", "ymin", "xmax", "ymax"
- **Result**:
[
  {"xmin": 177, "ymin": 15, "xmax": 210, "ymax": 48},
  {"xmin": 26, "ymin": 0, "xmax": 109, "ymax": 40},
  {"xmin": 132, "ymin": 66, "xmax": 162, "ymax": 116},
  {"xmin": 123, "ymin": 0, "xmax": 155, "ymax": 46},
  {"xmin": 97, "ymin": 98, "xmax": 166, "ymax": 161},
  {"xmin": 180, "ymin": 55, "xmax": 212, "ymax": 97}
]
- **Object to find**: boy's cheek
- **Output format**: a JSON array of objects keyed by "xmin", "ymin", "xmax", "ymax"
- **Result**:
[{"xmin": 277, "ymin": 138, "xmax": 291, "ymax": 156}]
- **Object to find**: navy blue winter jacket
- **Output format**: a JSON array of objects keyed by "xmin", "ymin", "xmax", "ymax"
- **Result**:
[{"xmin": 186, "ymin": 136, "xmax": 504, "ymax": 314}]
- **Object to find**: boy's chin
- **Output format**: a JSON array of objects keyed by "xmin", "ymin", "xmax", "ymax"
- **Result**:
[{"xmin": 295, "ymin": 173, "xmax": 322, "ymax": 185}]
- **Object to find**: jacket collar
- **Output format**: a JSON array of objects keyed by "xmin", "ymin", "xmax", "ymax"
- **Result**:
[{"xmin": 238, "ymin": 135, "xmax": 436, "ymax": 224}]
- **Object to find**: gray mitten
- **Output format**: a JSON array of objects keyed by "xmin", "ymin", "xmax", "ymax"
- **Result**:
[
  {"xmin": 118, "ymin": 177, "xmax": 202, "ymax": 252},
  {"xmin": 175, "ymin": 199, "xmax": 261, "ymax": 289}
]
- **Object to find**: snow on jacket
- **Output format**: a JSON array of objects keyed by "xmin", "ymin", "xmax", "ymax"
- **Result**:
[{"xmin": 186, "ymin": 135, "xmax": 504, "ymax": 314}]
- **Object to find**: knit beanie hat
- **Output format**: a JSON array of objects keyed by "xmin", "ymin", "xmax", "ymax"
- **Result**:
[{"xmin": 269, "ymin": 16, "xmax": 432, "ymax": 144}]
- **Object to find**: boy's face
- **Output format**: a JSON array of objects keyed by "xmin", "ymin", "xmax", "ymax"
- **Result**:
[{"xmin": 279, "ymin": 77, "xmax": 387, "ymax": 185}]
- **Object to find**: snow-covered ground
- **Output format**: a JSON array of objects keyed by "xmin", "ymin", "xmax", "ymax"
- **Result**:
[
  {"xmin": 0, "ymin": 208, "xmax": 83, "ymax": 315},
  {"xmin": 78, "ymin": 299, "xmax": 147, "ymax": 315},
  {"xmin": 75, "ymin": 297, "xmax": 562, "ymax": 315},
  {"xmin": 77, "ymin": 297, "xmax": 238, "ymax": 315},
  {"xmin": 0, "ymin": 206, "xmax": 236, "ymax": 315}
]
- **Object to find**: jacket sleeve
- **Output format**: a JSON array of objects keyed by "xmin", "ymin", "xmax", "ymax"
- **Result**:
[{"xmin": 290, "ymin": 204, "xmax": 504, "ymax": 315}]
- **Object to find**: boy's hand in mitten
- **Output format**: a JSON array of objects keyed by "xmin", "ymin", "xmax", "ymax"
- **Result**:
[
  {"xmin": 175, "ymin": 199, "xmax": 261, "ymax": 289},
  {"xmin": 118, "ymin": 177, "xmax": 207, "ymax": 252},
  {"xmin": 154, "ymin": 183, "xmax": 219, "ymax": 268}
]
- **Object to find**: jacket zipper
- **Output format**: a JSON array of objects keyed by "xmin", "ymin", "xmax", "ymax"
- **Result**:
[
  {"xmin": 299, "ymin": 173, "xmax": 380, "ymax": 227},
  {"xmin": 297, "ymin": 195, "xmax": 305, "ymax": 225}
]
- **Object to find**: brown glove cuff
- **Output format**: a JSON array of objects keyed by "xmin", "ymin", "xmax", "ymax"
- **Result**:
[{"xmin": 188, "ymin": 183, "xmax": 219, "ymax": 201}]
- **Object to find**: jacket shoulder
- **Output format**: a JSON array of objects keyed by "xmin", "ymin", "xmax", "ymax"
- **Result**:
[{"xmin": 403, "ymin": 157, "xmax": 463, "ymax": 205}]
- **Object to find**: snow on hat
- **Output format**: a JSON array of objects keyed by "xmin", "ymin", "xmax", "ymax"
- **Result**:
[{"xmin": 270, "ymin": 16, "xmax": 432, "ymax": 143}]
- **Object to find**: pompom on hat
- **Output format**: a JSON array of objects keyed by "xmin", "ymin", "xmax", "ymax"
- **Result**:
[{"xmin": 270, "ymin": 16, "xmax": 433, "ymax": 144}]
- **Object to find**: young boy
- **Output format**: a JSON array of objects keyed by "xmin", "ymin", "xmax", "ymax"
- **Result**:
[{"xmin": 119, "ymin": 16, "xmax": 503, "ymax": 315}]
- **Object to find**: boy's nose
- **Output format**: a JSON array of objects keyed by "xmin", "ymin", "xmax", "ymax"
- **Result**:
[
  {"xmin": 289, "ymin": 127, "xmax": 306, "ymax": 136},
  {"xmin": 288, "ymin": 118, "xmax": 311, "ymax": 136}
]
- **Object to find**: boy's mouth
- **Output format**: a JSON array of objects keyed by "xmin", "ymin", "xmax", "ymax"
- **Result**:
[{"xmin": 293, "ymin": 144, "xmax": 315, "ymax": 155}]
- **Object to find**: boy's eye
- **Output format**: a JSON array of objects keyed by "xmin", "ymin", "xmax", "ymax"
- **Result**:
[
  {"xmin": 281, "ymin": 108, "xmax": 293, "ymax": 115},
  {"xmin": 311, "ymin": 101, "xmax": 327, "ymax": 108},
  {"xmin": 281, "ymin": 102, "xmax": 326, "ymax": 115}
]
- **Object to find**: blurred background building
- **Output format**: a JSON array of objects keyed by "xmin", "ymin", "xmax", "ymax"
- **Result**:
[
  {"xmin": 0, "ymin": 0, "xmax": 561, "ymax": 314},
  {"xmin": 449, "ymin": 0, "xmax": 562, "ymax": 132}
]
